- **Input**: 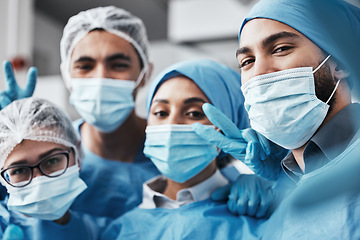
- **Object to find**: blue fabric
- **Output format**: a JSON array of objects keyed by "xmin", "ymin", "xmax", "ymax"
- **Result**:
[
  {"xmin": 0, "ymin": 202, "xmax": 109, "ymax": 240},
  {"xmin": 0, "ymin": 185, "xmax": 7, "ymax": 201},
  {"xmin": 102, "ymin": 199, "xmax": 266, "ymax": 240},
  {"xmin": 239, "ymin": 0, "xmax": 360, "ymax": 97},
  {"xmin": 146, "ymin": 59, "xmax": 249, "ymax": 129},
  {"xmin": 262, "ymin": 138, "xmax": 360, "ymax": 239},
  {"xmin": 70, "ymin": 119, "xmax": 160, "ymax": 219},
  {"xmin": 102, "ymin": 169, "xmax": 266, "ymax": 240}
]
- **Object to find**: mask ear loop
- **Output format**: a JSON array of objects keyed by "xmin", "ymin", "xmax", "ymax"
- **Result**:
[
  {"xmin": 325, "ymin": 79, "xmax": 341, "ymax": 104},
  {"xmin": 313, "ymin": 55, "xmax": 332, "ymax": 74},
  {"xmin": 135, "ymin": 66, "xmax": 148, "ymax": 88}
]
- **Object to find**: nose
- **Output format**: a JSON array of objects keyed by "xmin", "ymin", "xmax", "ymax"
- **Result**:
[
  {"xmin": 92, "ymin": 65, "xmax": 110, "ymax": 79},
  {"xmin": 32, "ymin": 167, "xmax": 43, "ymax": 179},
  {"xmin": 167, "ymin": 112, "xmax": 184, "ymax": 125},
  {"xmin": 252, "ymin": 57, "xmax": 278, "ymax": 79}
]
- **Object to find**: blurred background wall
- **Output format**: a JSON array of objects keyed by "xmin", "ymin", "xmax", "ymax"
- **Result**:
[{"xmin": 0, "ymin": 0, "xmax": 359, "ymax": 118}]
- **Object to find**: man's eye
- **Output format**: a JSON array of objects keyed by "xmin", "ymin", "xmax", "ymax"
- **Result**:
[
  {"xmin": 76, "ymin": 64, "xmax": 93, "ymax": 70},
  {"xmin": 111, "ymin": 63, "xmax": 129, "ymax": 69},
  {"xmin": 273, "ymin": 46, "xmax": 293, "ymax": 54},
  {"xmin": 239, "ymin": 59, "xmax": 255, "ymax": 69}
]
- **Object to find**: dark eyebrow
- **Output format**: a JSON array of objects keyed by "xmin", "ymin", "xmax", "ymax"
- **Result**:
[
  {"xmin": 262, "ymin": 31, "xmax": 300, "ymax": 48},
  {"xmin": 106, "ymin": 53, "xmax": 131, "ymax": 62},
  {"xmin": 184, "ymin": 97, "xmax": 206, "ymax": 104},
  {"xmin": 74, "ymin": 56, "xmax": 95, "ymax": 64},
  {"xmin": 153, "ymin": 99, "xmax": 169, "ymax": 104},
  {"xmin": 6, "ymin": 148, "xmax": 67, "ymax": 168},
  {"xmin": 236, "ymin": 31, "xmax": 300, "ymax": 57},
  {"xmin": 236, "ymin": 47, "xmax": 251, "ymax": 57}
]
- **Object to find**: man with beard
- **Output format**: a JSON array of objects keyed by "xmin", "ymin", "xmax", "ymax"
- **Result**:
[{"xmin": 193, "ymin": 0, "xmax": 360, "ymax": 237}]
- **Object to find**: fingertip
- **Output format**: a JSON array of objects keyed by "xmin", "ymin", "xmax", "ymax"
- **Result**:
[
  {"xmin": 202, "ymin": 102, "xmax": 212, "ymax": 111},
  {"xmin": 3, "ymin": 61, "xmax": 13, "ymax": 74},
  {"xmin": 29, "ymin": 66, "xmax": 38, "ymax": 75}
]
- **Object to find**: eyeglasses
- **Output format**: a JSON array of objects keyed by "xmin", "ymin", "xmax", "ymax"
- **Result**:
[{"xmin": 1, "ymin": 149, "xmax": 71, "ymax": 187}]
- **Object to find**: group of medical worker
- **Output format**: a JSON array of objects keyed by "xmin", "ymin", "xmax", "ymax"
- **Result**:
[{"xmin": 0, "ymin": 0, "xmax": 359, "ymax": 239}]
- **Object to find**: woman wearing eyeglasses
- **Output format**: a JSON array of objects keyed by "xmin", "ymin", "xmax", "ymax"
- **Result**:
[{"xmin": 0, "ymin": 97, "xmax": 108, "ymax": 239}]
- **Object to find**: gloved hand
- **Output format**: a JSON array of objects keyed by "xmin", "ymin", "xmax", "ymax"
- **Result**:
[
  {"xmin": 211, "ymin": 174, "xmax": 279, "ymax": 218},
  {"xmin": 192, "ymin": 103, "xmax": 289, "ymax": 181},
  {"xmin": 0, "ymin": 61, "xmax": 37, "ymax": 110},
  {"xmin": 3, "ymin": 224, "xmax": 24, "ymax": 240}
]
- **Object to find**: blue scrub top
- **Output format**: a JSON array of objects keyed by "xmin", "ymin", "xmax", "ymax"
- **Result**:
[
  {"xmin": 102, "ymin": 199, "xmax": 266, "ymax": 240},
  {"xmin": 262, "ymin": 138, "xmax": 360, "ymax": 239},
  {"xmin": 102, "ymin": 168, "xmax": 266, "ymax": 240},
  {"xmin": 70, "ymin": 119, "xmax": 160, "ymax": 219},
  {"xmin": 0, "ymin": 202, "xmax": 110, "ymax": 240}
]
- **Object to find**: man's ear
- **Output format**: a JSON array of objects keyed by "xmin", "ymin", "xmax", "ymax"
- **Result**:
[{"xmin": 331, "ymin": 59, "xmax": 349, "ymax": 80}]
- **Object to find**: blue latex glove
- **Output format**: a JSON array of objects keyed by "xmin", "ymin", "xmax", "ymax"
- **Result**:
[
  {"xmin": 192, "ymin": 103, "xmax": 289, "ymax": 181},
  {"xmin": 211, "ymin": 174, "xmax": 279, "ymax": 218},
  {"xmin": 0, "ymin": 61, "xmax": 37, "ymax": 110},
  {"xmin": 3, "ymin": 224, "xmax": 24, "ymax": 240}
]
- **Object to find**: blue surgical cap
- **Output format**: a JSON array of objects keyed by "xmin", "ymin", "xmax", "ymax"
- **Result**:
[
  {"xmin": 146, "ymin": 59, "xmax": 249, "ymax": 129},
  {"xmin": 239, "ymin": 0, "xmax": 360, "ymax": 97}
]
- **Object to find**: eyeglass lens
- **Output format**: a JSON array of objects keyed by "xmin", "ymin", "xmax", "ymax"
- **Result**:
[{"xmin": 3, "ymin": 152, "xmax": 69, "ymax": 187}]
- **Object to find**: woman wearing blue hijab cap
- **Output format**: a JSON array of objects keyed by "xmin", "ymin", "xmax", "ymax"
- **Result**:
[
  {"xmin": 146, "ymin": 59, "xmax": 249, "ymax": 129},
  {"xmin": 101, "ymin": 60, "xmax": 277, "ymax": 240}
]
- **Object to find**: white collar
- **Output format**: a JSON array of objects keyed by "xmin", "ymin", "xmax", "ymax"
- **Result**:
[{"xmin": 139, "ymin": 169, "xmax": 229, "ymax": 209}]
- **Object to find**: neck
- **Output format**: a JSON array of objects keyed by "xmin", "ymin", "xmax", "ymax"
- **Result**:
[
  {"xmin": 292, "ymin": 86, "xmax": 351, "ymax": 173},
  {"xmin": 81, "ymin": 111, "xmax": 146, "ymax": 162},
  {"xmin": 163, "ymin": 161, "xmax": 216, "ymax": 200},
  {"xmin": 53, "ymin": 211, "xmax": 70, "ymax": 225}
]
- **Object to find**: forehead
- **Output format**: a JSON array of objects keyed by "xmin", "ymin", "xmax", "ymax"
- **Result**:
[
  {"xmin": 70, "ymin": 31, "xmax": 138, "ymax": 61},
  {"xmin": 153, "ymin": 76, "xmax": 209, "ymax": 102},
  {"xmin": 5, "ymin": 140, "xmax": 68, "ymax": 166},
  {"xmin": 240, "ymin": 18, "xmax": 308, "ymax": 47}
]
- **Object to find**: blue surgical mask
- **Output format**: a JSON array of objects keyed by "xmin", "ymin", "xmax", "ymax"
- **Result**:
[
  {"xmin": 6, "ymin": 165, "xmax": 87, "ymax": 221},
  {"xmin": 241, "ymin": 55, "xmax": 340, "ymax": 149},
  {"xmin": 144, "ymin": 124, "xmax": 219, "ymax": 183},
  {"xmin": 70, "ymin": 78, "xmax": 136, "ymax": 133}
]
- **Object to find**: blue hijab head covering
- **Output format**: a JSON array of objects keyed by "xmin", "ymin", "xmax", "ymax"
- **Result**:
[
  {"xmin": 146, "ymin": 59, "xmax": 249, "ymax": 129},
  {"xmin": 239, "ymin": 0, "xmax": 360, "ymax": 97}
]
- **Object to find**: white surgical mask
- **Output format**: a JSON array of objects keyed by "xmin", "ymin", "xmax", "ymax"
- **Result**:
[
  {"xmin": 69, "ymin": 68, "xmax": 146, "ymax": 133},
  {"xmin": 241, "ymin": 55, "xmax": 340, "ymax": 149},
  {"xmin": 144, "ymin": 124, "xmax": 218, "ymax": 183},
  {"xmin": 70, "ymin": 78, "xmax": 136, "ymax": 133},
  {"xmin": 6, "ymin": 165, "xmax": 87, "ymax": 221}
]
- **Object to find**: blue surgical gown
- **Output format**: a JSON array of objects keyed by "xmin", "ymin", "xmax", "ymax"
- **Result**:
[
  {"xmin": 0, "ymin": 202, "xmax": 110, "ymax": 240},
  {"xmin": 70, "ymin": 119, "xmax": 160, "ymax": 219},
  {"xmin": 101, "ymin": 199, "xmax": 266, "ymax": 240},
  {"xmin": 262, "ymin": 138, "xmax": 360, "ymax": 239}
]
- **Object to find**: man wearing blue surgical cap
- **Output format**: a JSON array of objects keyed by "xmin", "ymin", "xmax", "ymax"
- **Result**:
[
  {"xmin": 101, "ymin": 59, "xmax": 274, "ymax": 239},
  {"xmin": 195, "ymin": 0, "xmax": 360, "ymax": 238}
]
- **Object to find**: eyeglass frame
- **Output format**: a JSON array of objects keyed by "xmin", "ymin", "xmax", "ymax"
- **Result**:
[{"xmin": 0, "ymin": 149, "xmax": 72, "ymax": 188}]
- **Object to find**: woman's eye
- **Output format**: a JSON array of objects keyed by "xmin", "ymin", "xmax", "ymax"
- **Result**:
[
  {"xmin": 9, "ymin": 168, "xmax": 26, "ymax": 176},
  {"xmin": 45, "ymin": 157, "xmax": 61, "ymax": 166},
  {"xmin": 153, "ymin": 110, "xmax": 168, "ymax": 117},
  {"xmin": 186, "ymin": 111, "xmax": 205, "ymax": 119}
]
